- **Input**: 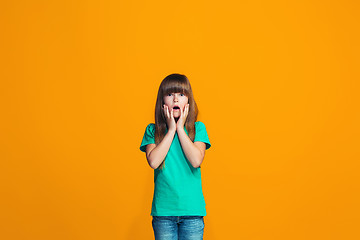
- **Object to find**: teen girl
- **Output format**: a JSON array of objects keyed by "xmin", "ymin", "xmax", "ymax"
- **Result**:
[{"xmin": 140, "ymin": 74, "xmax": 211, "ymax": 240}]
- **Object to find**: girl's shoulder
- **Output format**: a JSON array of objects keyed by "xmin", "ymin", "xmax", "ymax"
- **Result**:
[
  {"xmin": 194, "ymin": 121, "xmax": 209, "ymax": 133},
  {"xmin": 144, "ymin": 123, "xmax": 155, "ymax": 135},
  {"xmin": 195, "ymin": 121, "xmax": 206, "ymax": 128},
  {"xmin": 146, "ymin": 123, "xmax": 155, "ymax": 129}
]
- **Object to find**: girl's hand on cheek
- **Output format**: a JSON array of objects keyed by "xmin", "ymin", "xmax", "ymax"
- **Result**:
[
  {"xmin": 176, "ymin": 104, "xmax": 189, "ymax": 130},
  {"xmin": 163, "ymin": 105, "xmax": 176, "ymax": 131}
]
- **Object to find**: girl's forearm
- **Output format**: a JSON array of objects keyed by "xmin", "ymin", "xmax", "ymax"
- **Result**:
[
  {"xmin": 148, "ymin": 129, "xmax": 176, "ymax": 169},
  {"xmin": 176, "ymin": 127, "xmax": 203, "ymax": 168}
]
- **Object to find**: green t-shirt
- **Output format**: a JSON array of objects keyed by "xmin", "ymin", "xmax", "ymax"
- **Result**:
[{"xmin": 140, "ymin": 121, "xmax": 211, "ymax": 216}]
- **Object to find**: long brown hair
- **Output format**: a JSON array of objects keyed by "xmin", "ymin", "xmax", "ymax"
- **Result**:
[{"xmin": 154, "ymin": 73, "xmax": 198, "ymax": 170}]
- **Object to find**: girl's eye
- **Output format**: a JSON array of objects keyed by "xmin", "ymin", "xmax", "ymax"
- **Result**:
[{"xmin": 165, "ymin": 93, "xmax": 186, "ymax": 97}]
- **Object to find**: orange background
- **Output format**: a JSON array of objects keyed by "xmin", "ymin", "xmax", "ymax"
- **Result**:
[{"xmin": 1, "ymin": 0, "xmax": 359, "ymax": 239}]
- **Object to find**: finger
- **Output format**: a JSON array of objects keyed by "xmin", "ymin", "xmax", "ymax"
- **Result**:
[
  {"xmin": 165, "ymin": 106, "xmax": 168, "ymax": 118},
  {"xmin": 180, "ymin": 105, "xmax": 184, "ymax": 117},
  {"xmin": 183, "ymin": 104, "xmax": 188, "ymax": 119}
]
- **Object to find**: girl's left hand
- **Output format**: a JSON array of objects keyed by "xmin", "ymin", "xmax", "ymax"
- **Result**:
[{"xmin": 176, "ymin": 104, "xmax": 189, "ymax": 129}]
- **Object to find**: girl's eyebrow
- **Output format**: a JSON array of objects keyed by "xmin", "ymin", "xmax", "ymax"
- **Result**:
[{"xmin": 165, "ymin": 92, "xmax": 186, "ymax": 95}]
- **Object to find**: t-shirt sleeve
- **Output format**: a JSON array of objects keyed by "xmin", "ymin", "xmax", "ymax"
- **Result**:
[
  {"xmin": 194, "ymin": 121, "xmax": 211, "ymax": 150},
  {"xmin": 140, "ymin": 124, "xmax": 156, "ymax": 152}
]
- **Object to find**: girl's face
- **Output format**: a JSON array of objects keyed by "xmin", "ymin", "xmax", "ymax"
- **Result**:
[{"xmin": 163, "ymin": 92, "xmax": 189, "ymax": 118}]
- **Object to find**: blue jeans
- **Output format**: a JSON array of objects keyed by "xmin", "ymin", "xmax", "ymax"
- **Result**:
[{"xmin": 152, "ymin": 216, "xmax": 205, "ymax": 240}]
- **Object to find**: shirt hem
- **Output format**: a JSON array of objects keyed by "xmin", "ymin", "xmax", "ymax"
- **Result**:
[{"xmin": 150, "ymin": 212, "xmax": 207, "ymax": 217}]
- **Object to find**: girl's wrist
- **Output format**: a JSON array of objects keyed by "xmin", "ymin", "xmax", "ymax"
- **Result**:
[
  {"xmin": 176, "ymin": 125, "xmax": 185, "ymax": 132},
  {"xmin": 167, "ymin": 127, "xmax": 176, "ymax": 134}
]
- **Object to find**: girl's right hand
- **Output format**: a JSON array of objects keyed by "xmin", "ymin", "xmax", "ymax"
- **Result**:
[{"xmin": 163, "ymin": 105, "xmax": 176, "ymax": 131}]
